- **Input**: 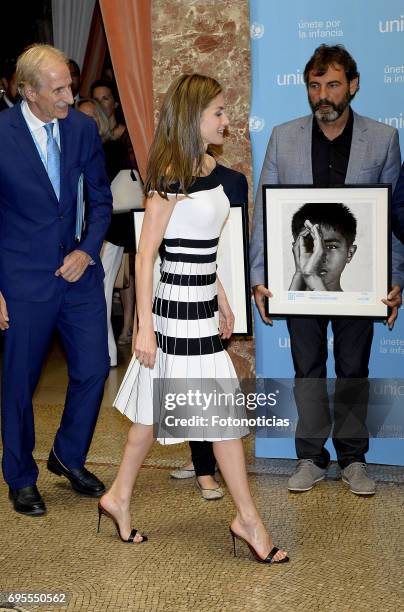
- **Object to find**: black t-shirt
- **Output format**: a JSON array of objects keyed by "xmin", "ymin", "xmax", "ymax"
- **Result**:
[{"xmin": 311, "ymin": 108, "xmax": 353, "ymax": 186}]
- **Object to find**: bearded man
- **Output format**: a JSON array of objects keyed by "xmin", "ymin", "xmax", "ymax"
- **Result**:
[{"xmin": 250, "ymin": 44, "xmax": 403, "ymax": 496}]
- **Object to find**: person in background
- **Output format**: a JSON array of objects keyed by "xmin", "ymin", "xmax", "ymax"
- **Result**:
[
  {"xmin": 76, "ymin": 97, "xmax": 137, "ymax": 368},
  {"xmin": 75, "ymin": 97, "xmax": 110, "ymax": 140},
  {"xmin": 68, "ymin": 59, "xmax": 81, "ymax": 103},
  {"xmin": 391, "ymin": 164, "xmax": 404, "ymax": 311},
  {"xmin": 91, "ymin": 78, "xmax": 136, "ymax": 349},
  {"xmin": 0, "ymin": 62, "xmax": 19, "ymax": 111}
]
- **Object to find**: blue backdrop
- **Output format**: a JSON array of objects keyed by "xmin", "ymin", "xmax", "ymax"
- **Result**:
[{"xmin": 249, "ymin": 0, "xmax": 404, "ymax": 464}]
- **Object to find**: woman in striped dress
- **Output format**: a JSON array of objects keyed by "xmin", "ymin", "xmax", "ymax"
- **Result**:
[{"xmin": 98, "ymin": 74, "xmax": 288, "ymax": 564}]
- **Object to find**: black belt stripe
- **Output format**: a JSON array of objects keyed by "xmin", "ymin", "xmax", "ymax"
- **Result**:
[
  {"xmin": 164, "ymin": 252, "xmax": 217, "ymax": 263},
  {"xmin": 160, "ymin": 271, "xmax": 217, "ymax": 286},
  {"xmin": 155, "ymin": 332, "xmax": 223, "ymax": 355},
  {"xmin": 153, "ymin": 296, "xmax": 218, "ymax": 320},
  {"xmin": 164, "ymin": 237, "xmax": 219, "ymax": 248}
]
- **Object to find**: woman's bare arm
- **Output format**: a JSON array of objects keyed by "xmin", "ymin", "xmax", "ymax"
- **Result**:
[
  {"xmin": 133, "ymin": 192, "xmax": 178, "ymax": 367},
  {"xmin": 216, "ymin": 275, "xmax": 235, "ymax": 339}
]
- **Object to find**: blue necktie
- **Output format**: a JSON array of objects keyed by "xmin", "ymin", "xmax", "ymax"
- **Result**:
[{"xmin": 44, "ymin": 122, "xmax": 60, "ymax": 200}]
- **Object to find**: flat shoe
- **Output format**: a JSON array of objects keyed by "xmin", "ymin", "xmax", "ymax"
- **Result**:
[
  {"xmin": 170, "ymin": 467, "xmax": 196, "ymax": 479},
  {"xmin": 196, "ymin": 479, "xmax": 224, "ymax": 500}
]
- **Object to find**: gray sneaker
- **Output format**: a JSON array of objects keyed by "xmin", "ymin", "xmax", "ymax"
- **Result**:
[
  {"xmin": 287, "ymin": 459, "xmax": 327, "ymax": 492},
  {"xmin": 341, "ymin": 462, "xmax": 376, "ymax": 495}
]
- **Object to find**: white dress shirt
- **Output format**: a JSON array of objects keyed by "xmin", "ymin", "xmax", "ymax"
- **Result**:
[
  {"xmin": 20, "ymin": 101, "xmax": 95, "ymax": 262},
  {"xmin": 21, "ymin": 100, "xmax": 60, "ymax": 165}
]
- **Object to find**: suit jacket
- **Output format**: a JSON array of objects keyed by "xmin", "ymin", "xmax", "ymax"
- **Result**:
[
  {"xmin": 0, "ymin": 97, "xmax": 11, "ymax": 112},
  {"xmin": 392, "ymin": 163, "xmax": 404, "ymax": 244},
  {"xmin": 0, "ymin": 103, "xmax": 112, "ymax": 302},
  {"xmin": 250, "ymin": 111, "xmax": 401, "ymax": 288}
]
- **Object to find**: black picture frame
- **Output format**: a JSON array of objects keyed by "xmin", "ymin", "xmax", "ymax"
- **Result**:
[{"xmin": 263, "ymin": 184, "xmax": 391, "ymax": 319}]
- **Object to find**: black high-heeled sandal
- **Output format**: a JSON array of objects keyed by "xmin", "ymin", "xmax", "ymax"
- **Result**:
[
  {"xmin": 97, "ymin": 502, "xmax": 148, "ymax": 544},
  {"xmin": 229, "ymin": 527, "xmax": 289, "ymax": 564}
]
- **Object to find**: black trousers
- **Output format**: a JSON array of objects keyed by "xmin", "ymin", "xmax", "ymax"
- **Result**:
[
  {"xmin": 189, "ymin": 441, "xmax": 216, "ymax": 476},
  {"xmin": 287, "ymin": 316, "xmax": 373, "ymax": 469}
]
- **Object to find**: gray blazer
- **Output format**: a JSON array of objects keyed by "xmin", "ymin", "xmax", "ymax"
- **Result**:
[{"xmin": 250, "ymin": 111, "xmax": 402, "ymax": 288}]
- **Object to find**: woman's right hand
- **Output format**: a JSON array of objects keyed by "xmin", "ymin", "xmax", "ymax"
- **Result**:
[
  {"xmin": 134, "ymin": 325, "xmax": 157, "ymax": 368},
  {"xmin": 253, "ymin": 284, "xmax": 273, "ymax": 325}
]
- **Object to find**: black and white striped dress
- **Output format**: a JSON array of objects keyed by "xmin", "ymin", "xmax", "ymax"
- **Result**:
[{"xmin": 114, "ymin": 170, "xmax": 239, "ymax": 444}]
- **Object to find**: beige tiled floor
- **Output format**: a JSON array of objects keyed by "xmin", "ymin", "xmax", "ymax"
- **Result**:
[{"xmin": 0, "ymin": 340, "xmax": 403, "ymax": 612}]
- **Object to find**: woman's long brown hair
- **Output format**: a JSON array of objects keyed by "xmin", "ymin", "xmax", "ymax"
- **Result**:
[{"xmin": 144, "ymin": 73, "xmax": 222, "ymax": 198}]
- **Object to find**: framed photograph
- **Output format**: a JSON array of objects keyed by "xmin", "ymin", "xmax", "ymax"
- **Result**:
[
  {"xmin": 263, "ymin": 185, "xmax": 391, "ymax": 319},
  {"xmin": 134, "ymin": 203, "xmax": 252, "ymax": 334},
  {"xmin": 217, "ymin": 203, "xmax": 252, "ymax": 335}
]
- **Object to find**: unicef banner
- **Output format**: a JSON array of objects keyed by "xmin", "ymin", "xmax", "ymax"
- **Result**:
[{"xmin": 249, "ymin": 0, "xmax": 404, "ymax": 464}]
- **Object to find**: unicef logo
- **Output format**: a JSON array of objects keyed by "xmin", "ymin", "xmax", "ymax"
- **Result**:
[
  {"xmin": 249, "ymin": 116, "xmax": 265, "ymax": 132},
  {"xmin": 250, "ymin": 22, "xmax": 265, "ymax": 39}
]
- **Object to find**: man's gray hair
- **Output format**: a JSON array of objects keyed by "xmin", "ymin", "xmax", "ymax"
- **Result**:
[{"xmin": 16, "ymin": 44, "xmax": 68, "ymax": 99}]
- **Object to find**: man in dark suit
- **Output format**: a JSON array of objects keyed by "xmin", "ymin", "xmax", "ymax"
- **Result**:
[
  {"xmin": 250, "ymin": 44, "xmax": 402, "ymax": 496},
  {"xmin": 392, "ymin": 164, "xmax": 404, "ymax": 244},
  {"xmin": 0, "ymin": 44, "xmax": 112, "ymax": 516}
]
